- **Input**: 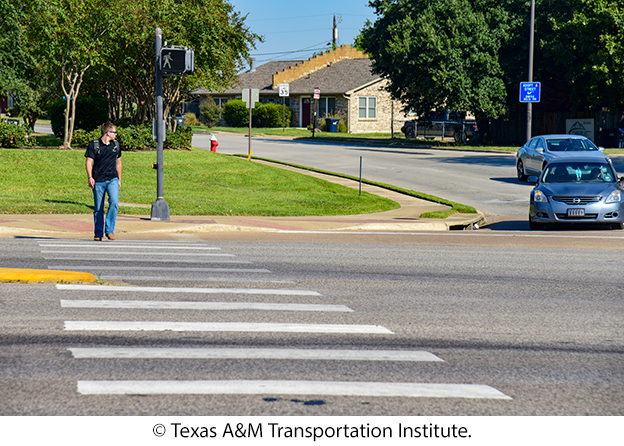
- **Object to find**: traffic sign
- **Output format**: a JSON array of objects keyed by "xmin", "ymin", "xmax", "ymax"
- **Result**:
[
  {"xmin": 520, "ymin": 82, "xmax": 541, "ymax": 103},
  {"xmin": 313, "ymin": 87, "xmax": 320, "ymax": 99},
  {"xmin": 278, "ymin": 83, "xmax": 289, "ymax": 97},
  {"xmin": 242, "ymin": 88, "xmax": 259, "ymax": 108}
]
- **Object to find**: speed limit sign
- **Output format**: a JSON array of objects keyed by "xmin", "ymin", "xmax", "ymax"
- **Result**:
[{"xmin": 278, "ymin": 83, "xmax": 289, "ymax": 97}]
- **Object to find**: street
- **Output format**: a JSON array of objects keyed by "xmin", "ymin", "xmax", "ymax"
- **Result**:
[
  {"xmin": 1, "ymin": 233, "xmax": 622, "ymax": 415},
  {"xmin": 193, "ymin": 132, "xmax": 624, "ymax": 219}
]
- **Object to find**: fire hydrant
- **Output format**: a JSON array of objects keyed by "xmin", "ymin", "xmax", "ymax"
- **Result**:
[{"xmin": 210, "ymin": 135, "xmax": 219, "ymax": 152}]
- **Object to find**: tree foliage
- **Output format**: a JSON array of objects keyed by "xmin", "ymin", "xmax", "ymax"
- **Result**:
[
  {"xmin": 359, "ymin": 0, "xmax": 624, "ymax": 140},
  {"xmin": 359, "ymin": 0, "xmax": 517, "ymax": 137},
  {"xmin": 7, "ymin": 0, "xmax": 259, "ymax": 145}
]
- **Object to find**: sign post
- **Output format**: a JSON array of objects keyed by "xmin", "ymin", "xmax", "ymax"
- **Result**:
[
  {"xmin": 242, "ymin": 88, "xmax": 259, "ymax": 159},
  {"xmin": 278, "ymin": 83, "xmax": 289, "ymax": 132},
  {"xmin": 313, "ymin": 87, "xmax": 320, "ymax": 138}
]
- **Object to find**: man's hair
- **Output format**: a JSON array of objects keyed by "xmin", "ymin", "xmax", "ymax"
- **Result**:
[{"xmin": 101, "ymin": 122, "xmax": 116, "ymax": 136}]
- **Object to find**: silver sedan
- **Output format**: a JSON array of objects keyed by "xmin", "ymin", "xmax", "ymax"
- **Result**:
[
  {"xmin": 516, "ymin": 134, "xmax": 607, "ymax": 181},
  {"xmin": 529, "ymin": 157, "xmax": 624, "ymax": 230}
]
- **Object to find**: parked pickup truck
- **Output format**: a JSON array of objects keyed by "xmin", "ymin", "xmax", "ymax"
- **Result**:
[{"xmin": 401, "ymin": 112, "xmax": 477, "ymax": 143}]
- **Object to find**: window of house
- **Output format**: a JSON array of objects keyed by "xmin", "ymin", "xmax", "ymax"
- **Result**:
[
  {"xmin": 358, "ymin": 97, "xmax": 376, "ymax": 119},
  {"xmin": 319, "ymin": 97, "xmax": 336, "ymax": 117}
]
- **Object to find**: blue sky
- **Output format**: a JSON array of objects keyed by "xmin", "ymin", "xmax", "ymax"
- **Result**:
[{"xmin": 229, "ymin": 0, "xmax": 377, "ymax": 66}]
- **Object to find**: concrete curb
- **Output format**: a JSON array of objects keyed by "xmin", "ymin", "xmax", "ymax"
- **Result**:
[{"xmin": 0, "ymin": 268, "xmax": 96, "ymax": 283}]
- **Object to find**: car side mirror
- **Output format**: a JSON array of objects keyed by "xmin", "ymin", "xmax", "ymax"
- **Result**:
[
  {"xmin": 535, "ymin": 148, "xmax": 544, "ymax": 154},
  {"xmin": 528, "ymin": 176, "xmax": 539, "ymax": 183},
  {"xmin": 598, "ymin": 147, "xmax": 605, "ymax": 152}
]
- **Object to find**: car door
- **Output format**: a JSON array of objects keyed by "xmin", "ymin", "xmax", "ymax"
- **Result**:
[
  {"xmin": 525, "ymin": 137, "xmax": 540, "ymax": 173},
  {"xmin": 531, "ymin": 137, "xmax": 547, "ymax": 173}
]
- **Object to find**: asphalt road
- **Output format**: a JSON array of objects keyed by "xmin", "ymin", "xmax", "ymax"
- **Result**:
[
  {"xmin": 1, "ymin": 235, "xmax": 622, "ymax": 416},
  {"xmin": 193, "ymin": 133, "xmax": 624, "ymax": 220}
]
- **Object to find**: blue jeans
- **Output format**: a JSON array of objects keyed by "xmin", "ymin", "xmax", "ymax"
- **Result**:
[{"xmin": 93, "ymin": 178, "xmax": 119, "ymax": 236}]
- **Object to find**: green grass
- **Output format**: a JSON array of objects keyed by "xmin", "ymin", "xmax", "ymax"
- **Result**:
[
  {"xmin": 239, "ymin": 156, "xmax": 478, "ymax": 218},
  {"xmin": 0, "ymin": 148, "xmax": 400, "ymax": 216}
]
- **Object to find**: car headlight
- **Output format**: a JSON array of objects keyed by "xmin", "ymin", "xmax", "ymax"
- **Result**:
[
  {"xmin": 606, "ymin": 190, "xmax": 622, "ymax": 203},
  {"xmin": 533, "ymin": 190, "xmax": 548, "ymax": 203}
]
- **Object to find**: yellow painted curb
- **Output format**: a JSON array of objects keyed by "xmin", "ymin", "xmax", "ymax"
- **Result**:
[{"xmin": 0, "ymin": 268, "xmax": 96, "ymax": 283}]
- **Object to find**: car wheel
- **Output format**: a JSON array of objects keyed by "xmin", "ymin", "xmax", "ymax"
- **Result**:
[
  {"xmin": 529, "ymin": 219, "xmax": 544, "ymax": 230},
  {"xmin": 517, "ymin": 160, "xmax": 527, "ymax": 181},
  {"xmin": 405, "ymin": 127, "xmax": 415, "ymax": 139},
  {"xmin": 611, "ymin": 222, "xmax": 624, "ymax": 230},
  {"xmin": 454, "ymin": 131, "xmax": 467, "ymax": 143}
]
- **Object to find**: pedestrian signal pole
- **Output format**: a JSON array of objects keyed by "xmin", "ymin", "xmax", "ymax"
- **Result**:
[
  {"xmin": 151, "ymin": 28, "xmax": 195, "ymax": 221},
  {"xmin": 151, "ymin": 27, "xmax": 169, "ymax": 221}
]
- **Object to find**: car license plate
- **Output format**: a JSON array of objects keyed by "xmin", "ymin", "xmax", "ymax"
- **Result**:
[{"xmin": 567, "ymin": 208, "xmax": 585, "ymax": 217}]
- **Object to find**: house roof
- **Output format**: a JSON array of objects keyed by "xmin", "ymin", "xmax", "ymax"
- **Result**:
[
  {"xmin": 193, "ymin": 60, "xmax": 303, "ymax": 95},
  {"xmin": 193, "ymin": 54, "xmax": 381, "ymax": 96},
  {"xmin": 289, "ymin": 58, "xmax": 380, "ymax": 95}
]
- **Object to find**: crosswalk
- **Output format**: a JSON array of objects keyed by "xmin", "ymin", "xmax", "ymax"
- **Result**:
[{"xmin": 38, "ymin": 239, "xmax": 511, "ymax": 401}]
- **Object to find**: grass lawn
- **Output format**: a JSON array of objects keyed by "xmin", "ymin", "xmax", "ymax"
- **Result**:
[{"xmin": 0, "ymin": 148, "xmax": 401, "ymax": 216}]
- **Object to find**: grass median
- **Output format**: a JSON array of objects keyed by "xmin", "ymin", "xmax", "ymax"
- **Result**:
[{"xmin": 0, "ymin": 148, "xmax": 400, "ymax": 216}]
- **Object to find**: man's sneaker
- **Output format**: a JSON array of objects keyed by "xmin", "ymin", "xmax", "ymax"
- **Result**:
[
  {"xmin": 94, "ymin": 236, "xmax": 102, "ymax": 241},
  {"xmin": 106, "ymin": 233, "xmax": 115, "ymax": 240}
]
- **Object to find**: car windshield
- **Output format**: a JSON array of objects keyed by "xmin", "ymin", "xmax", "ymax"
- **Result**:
[
  {"xmin": 542, "ymin": 162, "xmax": 615, "ymax": 183},
  {"xmin": 546, "ymin": 138, "xmax": 598, "ymax": 152}
]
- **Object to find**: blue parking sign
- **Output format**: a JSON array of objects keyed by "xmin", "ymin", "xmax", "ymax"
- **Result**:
[{"xmin": 520, "ymin": 82, "xmax": 541, "ymax": 103}]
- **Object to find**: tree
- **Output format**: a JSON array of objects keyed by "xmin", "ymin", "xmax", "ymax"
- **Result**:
[
  {"xmin": 26, "ymin": 0, "xmax": 113, "ymax": 148},
  {"xmin": 0, "ymin": 0, "xmax": 54, "ymax": 131},
  {"xmin": 539, "ymin": 0, "xmax": 624, "ymax": 111},
  {"xmin": 359, "ymin": 0, "xmax": 517, "ymax": 141},
  {"xmin": 98, "ymin": 0, "xmax": 260, "ymax": 127}
]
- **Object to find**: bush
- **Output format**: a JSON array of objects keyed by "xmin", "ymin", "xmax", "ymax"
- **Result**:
[
  {"xmin": 0, "ymin": 121, "xmax": 31, "ymax": 148},
  {"xmin": 253, "ymin": 102, "xmax": 291, "ymax": 128},
  {"xmin": 222, "ymin": 100, "xmax": 251, "ymax": 127},
  {"xmin": 72, "ymin": 124, "xmax": 193, "ymax": 150},
  {"xmin": 48, "ymin": 96, "xmax": 109, "ymax": 138},
  {"xmin": 222, "ymin": 100, "xmax": 292, "ymax": 128},
  {"xmin": 183, "ymin": 112, "xmax": 201, "ymax": 127},
  {"xmin": 199, "ymin": 97, "xmax": 221, "ymax": 128},
  {"xmin": 164, "ymin": 126, "xmax": 193, "ymax": 150}
]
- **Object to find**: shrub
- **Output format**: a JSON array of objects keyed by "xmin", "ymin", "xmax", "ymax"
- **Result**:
[
  {"xmin": 183, "ymin": 112, "xmax": 201, "ymax": 126},
  {"xmin": 222, "ymin": 100, "xmax": 292, "ymax": 128},
  {"xmin": 199, "ymin": 97, "xmax": 221, "ymax": 128},
  {"xmin": 253, "ymin": 102, "xmax": 291, "ymax": 128},
  {"xmin": 222, "ymin": 100, "xmax": 251, "ymax": 127},
  {"xmin": 164, "ymin": 126, "xmax": 193, "ymax": 150},
  {"xmin": 48, "ymin": 96, "xmax": 109, "ymax": 138},
  {"xmin": 73, "ymin": 124, "xmax": 192, "ymax": 150},
  {"xmin": 0, "ymin": 121, "xmax": 31, "ymax": 148}
]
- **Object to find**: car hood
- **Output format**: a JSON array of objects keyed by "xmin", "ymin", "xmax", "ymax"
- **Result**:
[
  {"xmin": 547, "ymin": 151, "xmax": 607, "ymax": 160},
  {"xmin": 539, "ymin": 182, "xmax": 617, "ymax": 196}
]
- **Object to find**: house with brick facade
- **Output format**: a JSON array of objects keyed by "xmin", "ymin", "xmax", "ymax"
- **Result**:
[{"xmin": 192, "ymin": 45, "xmax": 411, "ymax": 133}]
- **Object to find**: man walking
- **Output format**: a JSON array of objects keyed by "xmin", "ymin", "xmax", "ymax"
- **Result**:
[{"xmin": 85, "ymin": 122, "xmax": 122, "ymax": 241}]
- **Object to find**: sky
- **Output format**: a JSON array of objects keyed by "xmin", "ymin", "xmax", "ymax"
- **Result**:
[{"xmin": 228, "ymin": 0, "xmax": 377, "ymax": 67}]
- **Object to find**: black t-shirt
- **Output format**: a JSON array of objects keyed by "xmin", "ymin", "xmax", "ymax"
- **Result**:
[{"xmin": 85, "ymin": 139, "xmax": 121, "ymax": 182}]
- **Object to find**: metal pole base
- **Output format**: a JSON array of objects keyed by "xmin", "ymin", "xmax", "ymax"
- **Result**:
[{"xmin": 151, "ymin": 198, "xmax": 170, "ymax": 221}]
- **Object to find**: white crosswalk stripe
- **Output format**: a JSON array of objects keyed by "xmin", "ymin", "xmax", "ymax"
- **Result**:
[{"xmin": 42, "ymin": 239, "xmax": 511, "ymax": 401}]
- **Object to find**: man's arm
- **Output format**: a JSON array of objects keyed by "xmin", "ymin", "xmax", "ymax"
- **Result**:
[
  {"xmin": 86, "ymin": 158, "xmax": 95, "ymax": 189},
  {"xmin": 117, "ymin": 158, "xmax": 122, "ymax": 189}
]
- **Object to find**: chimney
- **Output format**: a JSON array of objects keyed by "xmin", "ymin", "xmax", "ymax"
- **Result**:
[{"xmin": 250, "ymin": 57, "xmax": 256, "ymax": 73}]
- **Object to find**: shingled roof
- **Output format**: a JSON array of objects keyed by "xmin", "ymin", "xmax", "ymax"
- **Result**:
[
  {"xmin": 288, "ymin": 58, "xmax": 379, "ymax": 94},
  {"xmin": 193, "ymin": 60, "xmax": 303, "ymax": 95},
  {"xmin": 193, "ymin": 46, "xmax": 381, "ymax": 96}
]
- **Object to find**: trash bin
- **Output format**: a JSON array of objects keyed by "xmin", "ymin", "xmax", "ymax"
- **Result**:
[{"xmin": 325, "ymin": 118, "xmax": 340, "ymax": 133}]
